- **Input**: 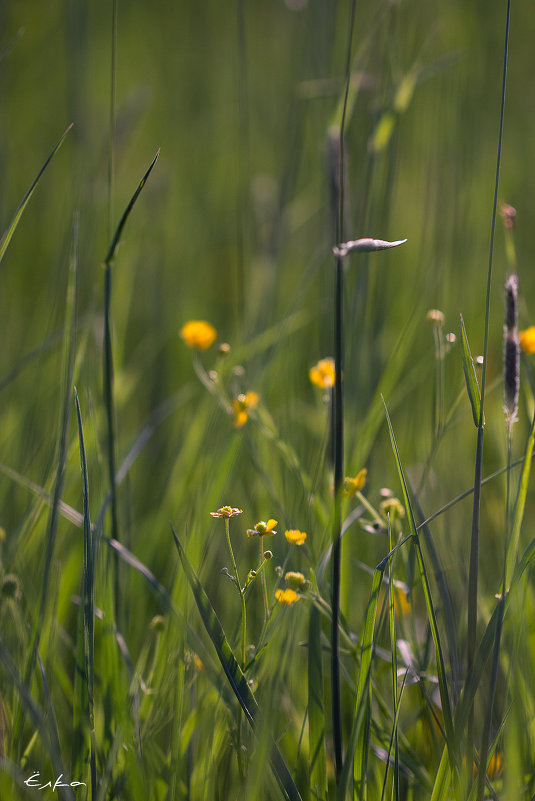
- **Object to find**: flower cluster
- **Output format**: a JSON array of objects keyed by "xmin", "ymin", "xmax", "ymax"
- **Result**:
[{"xmin": 232, "ymin": 391, "xmax": 260, "ymax": 428}]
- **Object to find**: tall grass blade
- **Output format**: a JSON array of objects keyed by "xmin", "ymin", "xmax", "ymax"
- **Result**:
[
  {"xmin": 335, "ymin": 559, "xmax": 385, "ymax": 801},
  {"xmin": 171, "ymin": 525, "xmax": 303, "ymax": 801},
  {"xmin": 11, "ymin": 214, "xmax": 79, "ymax": 758},
  {"xmin": 506, "ymin": 407, "xmax": 535, "ymax": 588},
  {"xmin": 308, "ymin": 606, "xmax": 327, "ymax": 801},
  {"xmin": 102, "ymin": 149, "xmax": 159, "ymax": 626},
  {"xmin": 74, "ymin": 389, "xmax": 97, "ymax": 801},
  {"xmin": 0, "ymin": 639, "xmax": 74, "ymax": 801},
  {"xmin": 353, "ymin": 561, "xmax": 385, "ymax": 801},
  {"xmin": 383, "ymin": 399, "xmax": 457, "ymax": 774},
  {"xmin": 387, "ymin": 522, "xmax": 399, "ymax": 801},
  {"xmin": 331, "ymin": 0, "xmax": 357, "ymax": 772},
  {"xmin": 0, "ymin": 124, "xmax": 73, "ymax": 265}
]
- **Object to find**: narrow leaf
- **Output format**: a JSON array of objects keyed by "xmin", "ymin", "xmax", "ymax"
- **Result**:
[
  {"xmin": 506, "ymin": 408, "xmax": 535, "ymax": 587},
  {"xmin": 460, "ymin": 314, "xmax": 483, "ymax": 428}
]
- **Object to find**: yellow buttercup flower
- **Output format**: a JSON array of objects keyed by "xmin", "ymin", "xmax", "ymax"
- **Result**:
[
  {"xmin": 232, "ymin": 391, "xmax": 260, "ymax": 428},
  {"xmin": 210, "ymin": 506, "xmax": 243, "ymax": 518},
  {"xmin": 284, "ymin": 571, "xmax": 307, "ymax": 592},
  {"xmin": 180, "ymin": 320, "xmax": 217, "ymax": 350},
  {"xmin": 284, "ymin": 529, "xmax": 307, "ymax": 545},
  {"xmin": 275, "ymin": 588, "xmax": 299, "ymax": 605},
  {"xmin": 343, "ymin": 469, "xmax": 367, "ymax": 497},
  {"xmin": 247, "ymin": 519, "xmax": 277, "ymax": 537},
  {"xmin": 309, "ymin": 357, "xmax": 335, "ymax": 389},
  {"xmin": 519, "ymin": 326, "xmax": 535, "ymax": 354}
]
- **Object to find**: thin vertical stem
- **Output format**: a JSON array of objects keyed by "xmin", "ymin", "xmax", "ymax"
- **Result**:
[
  {"xmin": 466, "ymin": 0, "xmax": 511, "ymax": 765},
  {"xmin": 224, "ymin": 516, "xmax": 247, "ymax": 778},
  {"xmin": 259, "ymin": 537, "xmax": 269, "ymax": 623},
  {"xmin": 331, "ymin": 0, "xmax": 357, "ymax": 778}
]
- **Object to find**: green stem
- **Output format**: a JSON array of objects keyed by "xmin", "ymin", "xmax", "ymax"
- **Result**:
[
  {"xmin": 224, "ymin": 517, "xmax": 246, "ymax": 668},
  {"xmin": 259, "ymin": 538, "xmax": 269, "ymax": 623}
]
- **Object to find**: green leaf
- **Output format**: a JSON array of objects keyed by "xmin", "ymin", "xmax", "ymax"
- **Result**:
[
  {"xmin": 460, "ymin": 314, "xmax": 483, "ymax": 428},
  {"xmin": 171, "ymin": 526, "xmax": 303, "ymax": 801}
]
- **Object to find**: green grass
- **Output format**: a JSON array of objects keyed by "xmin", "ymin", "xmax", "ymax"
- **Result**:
[{"xmin": 1, "ymin": 0, "xmax": 535, "ymax": 798}]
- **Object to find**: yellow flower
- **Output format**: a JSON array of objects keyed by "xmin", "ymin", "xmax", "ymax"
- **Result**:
[
  {"xmin": 284, "ymin": 529, "xmax": 307, "ymax": 545},
  {"xmin": 210, "ymin": 506, "xmax": 243, "ymax": 518},
  {"xmin": 519, "ymin": 326, "xmax": 535, "ymax": 354},
  {"xmin": 180, "ymin": 320, "xmax": 217, "ymax": 350},
  {"xmin": 309, "ymin": 357, "xmax": 335, "ymax": 389},
  {"xmin": 247, "ymin": 519, "xmax": 277, "ymax": 537},
  {"xmin": 343, "ymin": 468, "xmax": 367, "ymax": 497},
  {"xmin": 232, "ymin": 391, "xmax": 260, "ymax": 428},
  {"xmin": 284, "ymin": 571, "xmax": 307, "ymax": 592},
  {"xmin": 275, "ymin": 588, "xmax": 300, "ymax": 605}
]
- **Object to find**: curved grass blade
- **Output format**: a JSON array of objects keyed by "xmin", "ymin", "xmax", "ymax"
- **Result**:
[
  {"xmin": 383, "ymin": 399, "xmax": 458, "ymax": 776},
  {"xmin": 308, "ymin": 606, "xmax": 327, "ymax": 801},
  {"xmin": 0, "ymin": 124, "xmax": 73, "ymax": 265},
  {"xmin": 460, "ymin": 315, "xmax": 483, "ymax": 428},
  {"xmin": 171, "ymin": 525, "xmax": 303, "ymax": 801},
  {"xmin": 103, "ymin": 149, "xmax": 159, "ymax": 267}
]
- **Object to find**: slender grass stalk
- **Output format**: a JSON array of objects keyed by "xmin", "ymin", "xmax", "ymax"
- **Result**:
[
  {"xmin": 259, "ymin": 537, "xmax": 269, "ymax": 623},
  {"xmin": 102, "ymin": 150, "xmax": 159, "ymax": 620},
  {"xmin": 466, "ymin": 0, "xmax": 511, "ymax": 764},
  {"xmin": 476, "ymin": 274, "xmax": 518, "ymax": 801},
  {"xmin": 331, "ymin": 0, "xmax": 357, "ymax": 778}
]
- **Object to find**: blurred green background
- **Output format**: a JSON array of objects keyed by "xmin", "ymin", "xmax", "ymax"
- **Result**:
[{"xmin": 0, "ymin": 0, "xmax": 534, "ymax": 794}]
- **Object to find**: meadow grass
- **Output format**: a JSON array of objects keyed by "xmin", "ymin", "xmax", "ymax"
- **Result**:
[{"xmin": 1, "ymin": 0, "xmax": 535, "ymax": 799}]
